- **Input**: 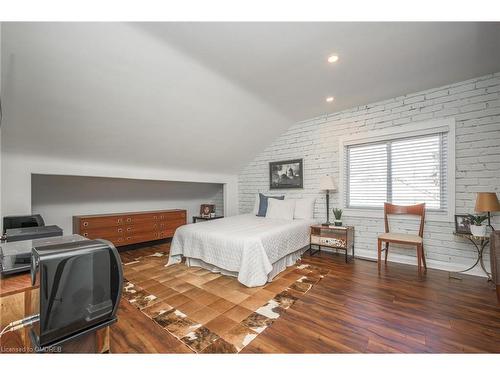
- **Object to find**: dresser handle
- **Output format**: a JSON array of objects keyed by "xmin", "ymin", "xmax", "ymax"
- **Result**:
[
  {"xmin": 117, "ymin": 218, "xmax": 122, "ymax": 223},
  {"xmin": 83, "ymin": 222, "xmax": 88, "ymax": 227},
  {"xmin": 83, "ymin": 232, "xmax": 88, "ymax": 237},
  {"xmin": 127, "ymin": 227, "xmax": 132, "ymax": 231},
  {"xmin": 126, "ymin": 236, "xmax": 131, "ymax": 240},
  {"xmin": 118, "ymin": 228, "xmax": 123, "ymax": 233},
  {"xmin": 126, "ymin": 218, "xmax": 132, "ymax": 222}
]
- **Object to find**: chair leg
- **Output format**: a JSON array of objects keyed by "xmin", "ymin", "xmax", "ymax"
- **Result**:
[
  {"xmin": 384, "ymin": 242, "xmax": 389, "ymax": 264},
  {"xmin": 377, "ymin": 239, "xmax": 382, "ymax": 269},
  {"xmin": 416, "ymin": 245, "xmax": 422, "ymax": 273},
  {"xmin": 421, "ymin": 244, "xmax": 427, "ymax": 270}
]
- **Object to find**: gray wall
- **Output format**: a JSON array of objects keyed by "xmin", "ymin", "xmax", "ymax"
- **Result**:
[{"xmin": 32, "ymin": 174, "xmax": 224, "ymax": 234}]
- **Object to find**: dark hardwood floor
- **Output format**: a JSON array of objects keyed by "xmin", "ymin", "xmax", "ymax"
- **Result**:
[{"xmin": 111, "ymin": 244, "xmax": 500, "ymax": 353}]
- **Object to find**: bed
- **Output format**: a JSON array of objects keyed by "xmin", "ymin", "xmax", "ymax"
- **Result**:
[{"xmin": 166, "ymin": 214, "xmax": 316, "ymax": 287}]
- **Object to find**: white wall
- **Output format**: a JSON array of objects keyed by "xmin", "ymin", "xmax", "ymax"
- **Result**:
[
  {"xmin": 239, "ymin": 72, "xmax": 500, "ymax": 276},
  {"xmin": 31, "ymin": 174, "xmax": 224, "ymax": 234}
]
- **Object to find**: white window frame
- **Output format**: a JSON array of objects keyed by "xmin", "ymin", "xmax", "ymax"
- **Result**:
[{"xmin": 338, "ymin": 118, "xmax": 455, "ymax": 222}]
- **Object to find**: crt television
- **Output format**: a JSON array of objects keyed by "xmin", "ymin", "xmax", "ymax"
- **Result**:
[{"xmin": 30, "ymin": 239, "xmax": 123, "ymax": 349}]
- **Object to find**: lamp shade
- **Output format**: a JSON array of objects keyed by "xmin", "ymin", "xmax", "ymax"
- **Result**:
[
  {"xmin": 475, "ymin": 192, "xmax": 500, "ymax": 212},
  {"xmin": 319, "ymin": 175, "xmax": 337, "ymax": 191}
]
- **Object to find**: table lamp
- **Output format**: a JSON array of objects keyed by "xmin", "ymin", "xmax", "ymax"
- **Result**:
[
  {"xmin": 475, "ymin": 192, "xmax": 500, "ymax": 230},
  {"xmin": 320, "ymin": 175, "xmax": 337, "ymax": 226}
]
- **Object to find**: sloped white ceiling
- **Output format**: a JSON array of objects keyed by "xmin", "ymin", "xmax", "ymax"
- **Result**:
[
  {"xmin": 2, "ymin": 22, "xmax": 500, "ymax": 174},
  {"xmin": 1, "ymin": 22, "xmax": 290, "ymax": 174},
  {"xmin": 137, "ymin": 22, "xmax": 500, "ymax": 120}
]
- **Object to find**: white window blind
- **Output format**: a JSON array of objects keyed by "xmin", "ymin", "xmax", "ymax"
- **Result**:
[{"xmin": 345, "ymin": 133, "xmax": 447, "ymax": 210}]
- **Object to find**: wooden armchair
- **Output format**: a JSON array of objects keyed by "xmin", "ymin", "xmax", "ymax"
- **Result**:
[{"xmin": 377, "ymin": 203, "xmax": 426, "ymax": 273}]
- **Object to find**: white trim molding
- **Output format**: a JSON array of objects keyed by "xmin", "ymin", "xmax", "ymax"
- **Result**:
[{"xmin": 338, "ymin": 117, "xmax": 456, "ymax": 222}]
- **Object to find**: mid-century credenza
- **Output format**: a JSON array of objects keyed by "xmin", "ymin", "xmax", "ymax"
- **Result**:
[{"xmin": 73, "ymin": 209, "xmax": 187, "ymax": 247}]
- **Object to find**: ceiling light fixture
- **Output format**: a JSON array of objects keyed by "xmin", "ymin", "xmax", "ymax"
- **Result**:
[
  {"xmin": 326, "ymin": 96, "xmax": 334, "ymax": 103},
  {"xmin": 327, "ymin": 54, "xmax": 339, "ymax": 63}
]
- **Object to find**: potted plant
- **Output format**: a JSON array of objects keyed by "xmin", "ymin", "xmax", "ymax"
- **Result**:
[
  {"xmin": 467, "ymin": 214, "xmax": 488, "ymax": 237},
  {"xmin": 333, "ymin": 208, "xmax": 343, "ymax": 227}
]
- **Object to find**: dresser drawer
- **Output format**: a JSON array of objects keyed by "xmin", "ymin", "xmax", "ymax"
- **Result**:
[
  {"xmin": 159, "ymin": 228, "xmax": 177, "ymax": 239},
  {"xmin": 154, "ymin": 211, "xmax": 186, "ymax": 221},
  {"xmin": 107, "ymin": 236, "xmax": 127, "ymax": 247},
  {"xmin": 79, "ymin": 230, "xmax": 126, "ymax": 246},
  {"xmin": 81, "ymin": 226, "xmax": 126, "ymax": 238},
  {"xmin": 121, "ymin": 213, "xmax": 156, "ymax": 225},
  {"xmin": 122, "ymin": 222, "xmax": 160, "ymax": 234},
  {"xmin": 79, "ymin": 216, "xmax": 125, "ymax": 230},
  {"xmin": 106, "ymin": 236, "xmax": 145, "ymax": 247},
  {"xmin": 157, "ymin": 219, "xmax": 186, "ymax": 230}
]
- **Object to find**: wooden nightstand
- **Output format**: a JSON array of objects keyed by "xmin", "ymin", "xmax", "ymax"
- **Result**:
[
  {"xmin": 309, "ymin": 225, "xmax": 355, "ymax": 263},
  {"xmin": 192, "ymin": 215, "xmax": 224, "ymax": 223}
]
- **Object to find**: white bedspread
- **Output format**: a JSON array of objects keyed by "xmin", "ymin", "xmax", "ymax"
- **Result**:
[{"xmin": 167, "ymin": 214, "xmax": 315, "ymax": 287}]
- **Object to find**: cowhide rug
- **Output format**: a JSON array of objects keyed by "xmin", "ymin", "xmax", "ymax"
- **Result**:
[{"xmin": 122, "ymin": 249, "xmax": 328, "ymax": 353}]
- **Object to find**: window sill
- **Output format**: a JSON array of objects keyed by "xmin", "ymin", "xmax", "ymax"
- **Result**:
[{"xmin": 343, "ymin": 208, "xmax": 453, "ymax": 223}]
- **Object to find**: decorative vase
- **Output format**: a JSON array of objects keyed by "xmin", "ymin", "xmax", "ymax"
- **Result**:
[
  {"xmin": 334, "ymin": 219, "xmax": 342, "ymax": 227},
  {"xmin": 470, "ymin": 224, "xmax": 486, "ymax": 237}
]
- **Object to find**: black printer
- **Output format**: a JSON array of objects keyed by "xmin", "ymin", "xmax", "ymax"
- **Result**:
[{"xmin": 0, "ymin": 235, "xmax": 85, "ymax": 276}]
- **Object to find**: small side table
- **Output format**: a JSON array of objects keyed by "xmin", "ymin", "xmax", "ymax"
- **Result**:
[
  {"xmin": 309, "ymin": 225, "xmax": 355, "ymax": 263},
  {"xmin": 451, "ymin": 232, "xmax": 491, "ymax": 281},
  {"xmin": 192, "ymin": 215, "xmax": 224, "ymax": 223}
]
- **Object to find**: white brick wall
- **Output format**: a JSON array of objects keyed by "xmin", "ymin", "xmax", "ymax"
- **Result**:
[
  {"xmin": 238, "ymin": 72, "xmax": 500, "ymax": 275},
  {"xmin": 209, "ymin": 187, "xmax": 225, "ymax": 217}
]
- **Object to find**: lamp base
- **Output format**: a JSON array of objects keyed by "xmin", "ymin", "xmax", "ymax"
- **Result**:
[{"xmin": 487, "ymin": 212, "xmax": 495, "ymax": 231}]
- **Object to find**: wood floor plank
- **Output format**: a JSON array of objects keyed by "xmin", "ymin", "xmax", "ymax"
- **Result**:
[
  {"xmin": 111, "ymin": 244, "xmax": 500, "ymax": 353},
  {"xmin": 111, "ymin": 300, "xmax": 192, "ymax": 353}
]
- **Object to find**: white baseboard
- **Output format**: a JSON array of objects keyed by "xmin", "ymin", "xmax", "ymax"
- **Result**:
[{"xmin": 321, "ymin": 248, "xmax": 490, "ymax": 279}]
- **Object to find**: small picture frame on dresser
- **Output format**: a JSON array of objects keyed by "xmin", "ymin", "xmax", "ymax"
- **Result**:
[{"xmin": 200, "ymin": 204, "xmax": 215, "ymax": 218}]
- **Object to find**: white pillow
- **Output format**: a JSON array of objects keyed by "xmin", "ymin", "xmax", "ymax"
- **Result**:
[
  {"xmin": 266, "ymin": 198, "xmax": 296, "ymax": 220},
  {"xmin": 293, "ymin": 198, "xmax": 316, "ymax": 219}
]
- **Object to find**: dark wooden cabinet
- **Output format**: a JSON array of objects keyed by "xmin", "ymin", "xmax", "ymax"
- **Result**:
[{"xmin": 73, "ymin": 209, "xmax": 186, "ymax": 247}]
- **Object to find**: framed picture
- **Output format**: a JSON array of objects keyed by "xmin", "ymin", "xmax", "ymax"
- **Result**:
[
  {"xmin": 200, "ymin": 204, "xmax": 215, "ymax": 218},
  {"xmin": 455, "ymin": 214, "xmax": 471, "ymax": 234},
  {"xmin": 269, "ymin": 159, "xmax": 303, "ymax": 189}
]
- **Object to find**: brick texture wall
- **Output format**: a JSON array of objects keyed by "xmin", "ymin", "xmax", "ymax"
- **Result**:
[
  {"xmin": 238, "ymin": 72, "xmax": 500, "ymax": 275},
  {"xmin": 210, "ymin": 186, "xmax": 225, "ymax": 217}
]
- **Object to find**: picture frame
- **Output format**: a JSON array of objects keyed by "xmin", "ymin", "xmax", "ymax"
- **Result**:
[
  {"xmin": 269, "ymin": 159, "xmax": 303, "ymax": 189},
  {"xmin": 455, "ymin": 214, "xmax": 471, "ymax": 234},
  {"xmin": 200, "ymin": 204, "xmax": 215, "ymax": 218}
]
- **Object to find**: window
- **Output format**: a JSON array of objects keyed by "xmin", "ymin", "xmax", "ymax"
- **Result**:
[{"xmin": 345, "ymin": 132, "xmax": 448, "ymax": 211}]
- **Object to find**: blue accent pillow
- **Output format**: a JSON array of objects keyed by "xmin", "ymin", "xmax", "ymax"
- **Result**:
[{"xmin": 257, "ymin": 193, "xmax": 284, "ymax": 217}]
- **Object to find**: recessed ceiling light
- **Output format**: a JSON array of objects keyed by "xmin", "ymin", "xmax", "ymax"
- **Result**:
[
  {"xmin": 327, "ymin": 54, "xmax": 339, "ymax": 63},
  {"xmin": 326, "ymin": 96, "xmax": 334, "ymax": 103}
]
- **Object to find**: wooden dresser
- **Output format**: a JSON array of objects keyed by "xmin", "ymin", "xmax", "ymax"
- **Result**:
[{"xmin": 73, "ymin": 209, "xmax": 186, "ymax": 247}]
